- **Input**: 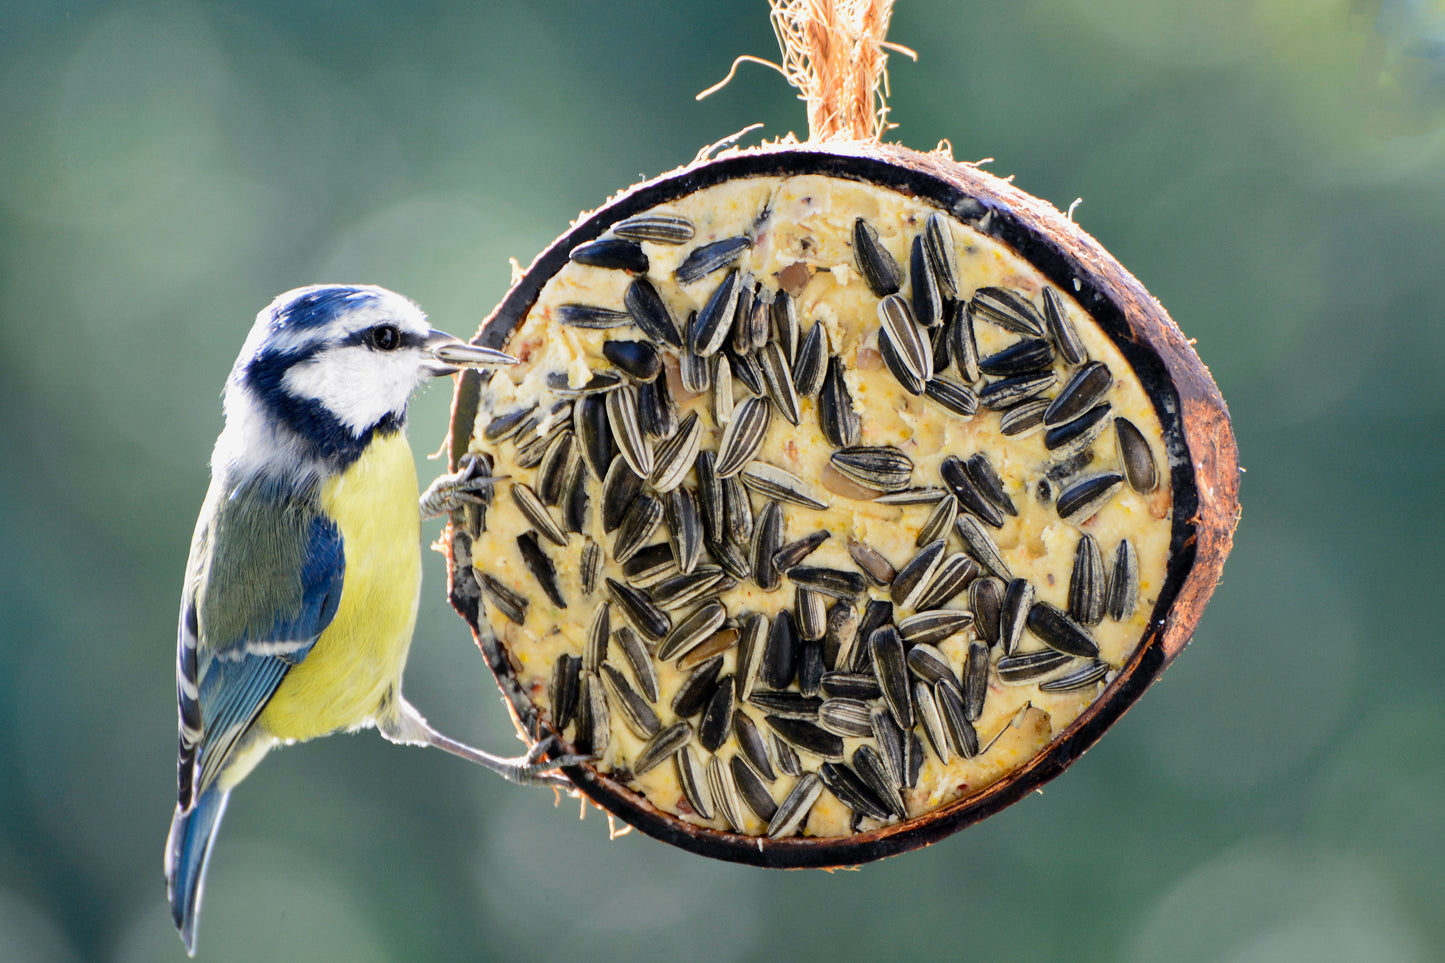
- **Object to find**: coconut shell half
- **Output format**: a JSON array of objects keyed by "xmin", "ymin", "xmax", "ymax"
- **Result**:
[{"xmin": 443, "ymin": 141, "xmax": 1238, "ymax": 867}]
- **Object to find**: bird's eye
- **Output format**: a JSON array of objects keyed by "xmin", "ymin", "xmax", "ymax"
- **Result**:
[{"xmin": 367, "ymin": 324, "xmax": 402, "ymax": 351}]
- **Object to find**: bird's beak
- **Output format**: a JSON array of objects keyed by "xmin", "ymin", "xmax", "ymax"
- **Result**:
[{"xmin": 423, "ymin": 330, "xmax": 517, "ymax": 376}]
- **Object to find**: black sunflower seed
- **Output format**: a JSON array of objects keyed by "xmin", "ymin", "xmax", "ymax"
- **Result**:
[
  {"xmin": 666, "ymin": 486, "xmax": 703, "ymax": 575},
  {"xmin": 1000, "ymin": 578, "xmax": 1034, "ymax": 655},
  {"xmin": 600, "ymin": 456, "xmax": 643, "ymax": 535},
  {"xmin": 855, "ymin": 744, "xmax": 906, "ymax": 818},
  {"xmin": 675, "ymin": 745, "xmax": 712, "ymax": 819},
  {"xmin": 852, "ymin": 217, "xmax": 901, "ymax": 297},
  {"xmin": 897, "ymin": 609, "xmax": 974, "ymax": 647},
  {"xmin": 612, "ymin": 492, "xmax": 663, "ymax": 564},
  {"xmin": 910, "ymin": 234, "xmax": 943, "ymax": 329},
  {"xmin": 1045, "ymin": 361, "xmax": 1113, "ymax": 426},
  {"xmin": 1042, "ymin": 286, "xmax": 1086, "ymax": 365},
  {"xmin": 965, "ymin": 452, "xmax": 1017, "ymax": 517},
  {"xmin": 963, "ymin": 641, "xmax": 989, "ymax": 721},
  {"xmin": 675, "ymin": 235, "xmax": 750, "ymax": 285},
  {"xmin": 517, "ymin": 532, "xmax": 565, "ymax": 607},
  {"xmin": 819, "ymin": 761, "xmax": 891, "ymax": 820},
  {"xmin": 969, "ymin": 577, "xmax": 1004, "ymax": 647},
  {"xmin": 1107, "ymin": 538, "xmax": 1139, "ymax": 621},
  {"xmin": 870, "ymin": 705, "xmax": 907, "ymax": 787},
  {"xmin": 820, "ymin": 669, "xmax": 880, "ymax": 701},
  {"xmin": 549, "ymin": 654, "xmax": 581, "ymax": 730},
  {"xmin": 559, "ymin": 303, "xmax": 631, "ymax": 328},
  {"xmin": 600, "ymin": 663, "xmax": 659, "ymax": 738},
  {"xmin": 971, "ymin": 287, "xmax": 1045, "ymax": 336},
  {"xmin": 1056, "ymin": 472, "xmax": 1125, "ymax": 524},
  {"xmin": 914, "ymin": 682, "xmax": 951, "ymax": 763},
  {"xmin": 951, "ymin": 301, "xmax": 981, "ymax": 382},
  {"xmin": 582, "ymin": 604, "xmax": 610, "ymax": 673},
  {"xmin": 510, "ymin": 483, "xmax": 567, "ymax": 547},
  {"xmin": 890, "ymin": 539, "xmax": 946, "ymax": 610},
  {"xmin": 1114, "ymin": 417, "xmax": 1159, "ymax": 494},
  {"xmin": 673, "ymin": 654, "xmax": 724, "ymax": 717},
  {"xmin": 940, "ymin": 455, "xmax": 1006, "ymax": 528},
  {"xmin": 483, "ymin": 404, "xmax": 536, "ymax": 443},
  {"xmin": 912, "ymin": 553, "xmax": 978, "ymax": 611},
  {"xmin": 615, "ymin": 624, "xmax": 658, "ymax": 702},
  {"xmin": 735, "ymin": 612, "xmax": 767, "ymax": 701},
  {"xmin": 602, "ymin": 339, "xmax": 662, "ymax": 382},
  {"xmin": 700, "ymin": 680, "xmax": 736, "ymax": 753},
  {"xmin": 633, "ymin": 721, "xmax": 691, "ymax": 776},
  {"xmin": 570, "ymin": 237, "xmax": 648, "ymax": 272},
  {"xmin": 605, "ymin": 577, "xmax": 671, "ymax": 641},
  {"xmin": 765, "ymin": 716, "xmax": 844, "ymax": 761},
  {"xmin": 606, "ymin": 383, "xmax": 653, "ymax": 477},
  {"xmin": 650, "ymin": 411, "xmax": 702, "ymax": 492},
  {"xmin": 937, "ymin": 683, "xmax": 979, "ymax": 758},
  {"xmin": 624, "ymin": 277, "xmax": 682, "ymax": 347},
  {"xmin": 478, "ymin": 573, "xmax": 527, "ymax": 625},
  {"xmin": 690, "ymin": 268, "xmax": 741, "ymax": 357},
  {"xmin": 793, "ymin": 321, "xmax": 827, "ymax": 396},
  {"xmin": 774, "ymin": 530, "xmax": 830, "ymax": 573},
  {"xmin": 787, "ymin": 566, "xmax": 868, "ymax": 600},
  {"xmin": 760, "ymin": 608, "xmax": 800, "ymax": 690},
  {"xmin": 999, "ymin": 397, "xmax": 1049, "ymax": 436},
  {"xmin": 980, "ymin": 371, "xmax": 1058, "ymax": 410},
  {"xmin": 870, "ymin": 625, "xmax": 913, "ymax": 730},
  {"xmin": 979, "ymin": 337, "xmax": 1054, "ymax": 377},
  {"xmin": 580, "ymin": 537, "xmax": 601, "ymax": 595},
  {"xmin": 819, "ymin": 355, "xmax": 861, "ymax": 447},
  {"xmin": 731, "ymin": 754, "xmax": 777, "ymax": 822},
  {"xmin": 1039, "ymin": 659, "xmax": 1111, "ymax": 692},
  {"xmin": 649, "ymin": 566, "xmax": 726, "ymax": 611},
  {"xmin": 751, "ymin": 500, "xmax": 784, "ymax": 592},
  {"xmin": 573, "ymin": 394, "xmax": 615, "ymax": 481},
  {"xmin": 734, "ymin": 711, "xmax": 775, "ymax": 781},
  {"xmin": 1027, "ymin": 601, "xmax": 1101, "ymax": 658},
  {"xmin": 954, "ymin": 514, "xmax": 1012, "ymax": 581},
  {"xmin": 997, "ymin": 649, "xmax": 1072, "ymax": 685}
]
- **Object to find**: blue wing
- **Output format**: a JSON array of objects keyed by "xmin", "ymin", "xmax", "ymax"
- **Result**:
[{"xmin": 175, "ymin": 486, "xmax": 345, "ymax": 809}]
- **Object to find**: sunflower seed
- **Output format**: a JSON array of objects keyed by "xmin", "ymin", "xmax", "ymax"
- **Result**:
[
  {"xmin": 816, "ymin": 698, "xmax": 874, "ymax": 738},
  {"xmin": 1039, "ymin": 659, "xmax": 1112, "ymax": 691},
  {"xmin": 774, "ymin": 531, "xmax": 830, "ymax": 574},
  {"xmin": 516, "ymin": 532, "xmax": 565, "ymax": 607},
  {"xmin": 798, "ymin": 639, "xmax": 824, "ymax": 698},
  {"xmin": 870, "ymin": 705, "xmax": 907, "ymax": 787},
  {"xmin": 572, "ymin": 395, "xmax": 615, "ymax": 483},
  {"xmin": 707, "ymin": 754, "xmax": 746, "ymax": 831},
  {"xmin": 999, "ymin": 398, "xmax": 1050, "ymax": 436},
  {"xmin": 700, "ymin": 681, "xmax": 736, "ymax": 753},
  {"xmin": 750, "ymin": 690, "xmax": 822, "ymax": 721},
  {"xmin": 1108, "ymin": 538, "xmax": 1139, "ymax": 621},
  {"xmin": 854, "ymin": 600, "xmax": 892, "ymax": 669},
  {"xmin": 766, "ymin": 716, "xmax": 845, "ymax": 761},
  {"xmin": 675, "ymin": 745, "xmax": 713, "ymax": 819},
  {"xmin": 535, "ymin": 430, "xmax": 578, "ymax": 506},
  {"xmin": 916, "ymin": 494, "xmax": 958, "ymax": 547},
  {"xmin": 780, "ymin": 322, "xmax": 825, "ymax": 399},
  {"xmin": 971, "ymin": 287, "xmax": 1045, "ymax": 336},
  {"xmin": 758, "ymin": 341, "xmax": 802, "ymax": 426},
  {"xmin": 914, "ymin": 682, "xmax": 951, "ymax": 764},
  {"xmin": 666, "ymin": 486, "xmax": 703, "ymax": 575},
  {"xmin": 484, "ymin": 404, "xmax": 537, "ymax": 443},
  {"xmin": 936, "ymin": 683, "xmax": 979, "ymax": 758},
  {"xmin": 576, "ymin": 670, "xmax": 609, "ymax": 755},
  {"xmin": 509, "ymin": 483, "xmax": 567, "ymax": 548},
  {"xmin": 559, "ymin": 303, "xmax": 631, "ymax": 328},
  {"xmin": 672, "ymin": 654, "xmax": 725, "ymax": 716},
  {"xmin": 873, "ymin": 487, "xmax": 948, "ymax": 506},
  {"xmin": 1046, "ymin": 404, "xmax": 1113, "ymax": 460},
  {"xmin": 676, "ymin": 235, "xmax": 750, "ymax": 285},
  {"xmin": 1056, "ymin": 472, "xmax": 1125, "ymax": 524},
  {"xmin": 891, "ymin": 539, "xmax": 946, "ymax": 610},
  {"xmin": 855, "ymin": 745, "xmax": 906, "ymax": 819},
  {"xmin": 1045, "ymin": 361, "xmax": 1113, "ymax": 426},
  {"xmin": 819, "ymin": 356, "xmax": 860, "ymax": 446},
  {"xmin": 968, "ymin": 576, "xmax": 1004, "ymax": 647},
  {"xmin": 631, "ymin": 720, "xmax": 691, "ymax": 775},
  {"xmin": 571, "ymin": 236, "xmax": 648, "ymax": 271},
  {"xmin": 948, "ymin": 301, "xmax": 980, "ymax": 382},
  {"xmin": 846, "ymin": 539, "xmax": 895, "ymax": 588},
  {"xmin": 657, "ymin": 599, "xmax": 727, "ymax": 663},
  {"xmin": 931, "ymin": 311, "xmax": 955, "ymax": 375},
  {"xmin": 923, "ymin": 213, "xmax": 959, "ymax": 297},
  {"xmin": 549, "ymin": 654, "xmax": 581, "ymax": 730},
  {"xmin": 820, "ymin": 761, "xmax": 891, "ymax": 821},
  {"xmin": 785, "ymin": 588, "xmax": 825, "ymax": 647},
  {"xmin": 999, "ymin": 578, "xmax": 1034, "ymax": 654},
  {"xmin": 711, "ymin": 354, "xmax": 735, "ymax": 425},
  {"xmin": 954, "ymin": 514, "xmax": 1012, "ymax": 580},
  {"xmin": 980, "ymin": 371, "xmax": 1058, "ymax": 410},
  {"xmin": 547, "ymin": 369, "xmax": 624, "ymax": 397},
  {"xmin": 940, "ymin": 455, "xmax": 1006, "ymax": 528},
  {"xmin": 602, "ymin": 339, "xmax": 662, "ymax": 382},
  {"xmin": 879, "ymin": 293, "xmax": 933, "ymax": 387},
  {"xmin": 980, "ymin": 337, "xmax": 1054, "ymax": 377},
  {"xmin": 620, "ymin": 542, "xmax": 675, "ymax": 588},
  {"xmin": 1068, "ymin": 534, "xmax": 1107, "ymax": 626},
  {"xmin": 965, "ymin": 453, "xmax": 1016, "ymax": 517},
  {"xmin": 768, "ymin": 290, "xmax": 799, "ymax": 365},
  {"xmin": 1114, "ymin": 417, "xmax": 1159, "ymax": 494},
  {"xmin": 733, "ymin": 712, "xmax": 775, "ymax": 781},
  {"xmin": 964, "ymin": 641, "xmax": 989, "ymax": 721},
  {"xmin": 599, "ymin": 457, "xmax": 642, "ymax": 535},
  {"xmin": 624, "ymin": 277, "xmax": 682, "ymax": 347},
  {"xmin": 581, "ymin": 604, "xmax": 611, "ymax": 673},
  {"xmin": 897, "ymin": 609, "xmax": 973, "ymax": 647},
  {"xmin": 905, "ymin": 643, "xmax": 956, "ymax": 686},
  {"xmin": 997, "ymin": 649, "xmax": 1073, "ymax": 685},
  {"xmin": 820, "ymin": 670, "xmax": 880, "ymax": 701},
  {"xmin": 871, "ymin": 625, "xmax": 913, "ymax": 729},
  {"xmin": 924, "ymin": 377, "xmax": 979, "ymax": 417},
  {"xmin": 727, "ymin": 275, "xmax": 756, "ymax": 353},
  {"xmin": 612, "ymin": 492, "xmax": 662, "ymax": 564},
  {"xmin": 601, "ymin": 663, "xmax": 659, "ymax": 738},
  {"xmin": 913, "ymin": 553, "xmax": 979, "ymax": 611},
  {"xmin": 677, "ymin": 625, "xmax": 737, "ymax": 669},
  {"xmin": 714, "ymin": 396, "xmax": 770, "ymax": 478},
  {"xmin": 605, "ymin": 577, "xmax": 671, "ymax": 641},
  {"xmin": 747, "ymin": 500, "xmax": 784, "ymax": 592},
  {"xmin": 787, "ymin": 566, "xmax": 868, "ymax": 600},
  {"xmin": 829, "ymin": 445, "xmax": 913, "ymax": 494},
  {"xmin": 910, "ymin": 234, "xmax": 943, "ymax": 328},
  {"xmin": 879, "ymin": 325, "xmax": 925, "ymax": 394},
  {"xmin": 690, "ymin": 268, "xmax": 741, "ymax": 357},
  {"xmin": 822, "ymin": 600, "xmax": 860, "ymax": 671},
  {"xmin": 708, "ymin": 536, "xmax": 752, "ymax": 582},
  {"xmin": 767, "ymin": 772, "xmax": 822, "ymax": 836},
  {"xmin": 731, "ymin": 754, "xmax": 777, "ymax": 821},
  {"xmin": 725, "ymin": 347, "xmax": 762, "ymax": 398},
  {"xmin": 852, "ymin": 217, "xmax": 901, "ymax": 297},
  {"xmin": 478, "ymin": 573, "xmax": 527, "ymax": 625},
  {"xmin": 774, "ymin": 733, "xmax": 807, "ymax": 783},
  {"xmin": 612, "ymin": 212, "xmax": 694, "ymax": 245},
  {"xmin": 1040, "ymin": 286, "xmax": 1086, "ymax": 365},
  {"xmin": 691, "ymin": 450, "xmax": 724, "ymax": 547},
  {"xmin": 1029, "ymin": 601, "xmax": 1101, "ymax": 658},
  {"xmin": 760, "ymin": 608, "xmax": 800, "ymax": 690},
  {"xmin": 648, "ymin": 412, "xmax": 701, "ymax": 493},
  {"xmin": 732, "ymin": 612, "xmax": 768, "ymax": 702},
  {"xmin": 740, "ymin": 462, "xmax": 827, "ymax": 510},
  {"xmin": 606, "ymin": 384, "xmax": 653, "ymax": 478}
]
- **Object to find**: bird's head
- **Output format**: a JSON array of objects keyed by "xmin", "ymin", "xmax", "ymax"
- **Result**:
[{"xmin": 220, "ymin": 284, "xmax": 513, "ymax": 473}]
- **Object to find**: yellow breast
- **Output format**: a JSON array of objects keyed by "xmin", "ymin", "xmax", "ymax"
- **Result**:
[{"xmin": 259, "ymin": 431, "xmax": 422, "ymax": 741}]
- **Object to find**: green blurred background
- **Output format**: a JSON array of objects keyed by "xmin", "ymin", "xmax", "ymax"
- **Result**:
[{"xmin": 3, "ymin": 0, "xmax": 1442, "ymax": 959}]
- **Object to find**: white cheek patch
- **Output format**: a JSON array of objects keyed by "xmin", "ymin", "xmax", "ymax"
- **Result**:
[{"xmin": 282, "ymin": 346, "xmax": 423, "ymax": 435}]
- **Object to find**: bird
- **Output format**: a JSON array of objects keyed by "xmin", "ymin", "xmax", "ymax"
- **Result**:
[{"xmin": 165, "ymin": 284, "xmax": 581, "ymax": 955}]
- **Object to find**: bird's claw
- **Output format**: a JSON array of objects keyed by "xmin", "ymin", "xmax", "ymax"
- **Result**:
[{"xmin": 419, "ymin": 455, "xmax": 504, "ymax": 518}]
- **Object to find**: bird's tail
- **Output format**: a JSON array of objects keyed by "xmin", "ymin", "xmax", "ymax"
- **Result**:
[{"xmin": 165, "ymin": 787, "xmax": 230, "ymax": 957}]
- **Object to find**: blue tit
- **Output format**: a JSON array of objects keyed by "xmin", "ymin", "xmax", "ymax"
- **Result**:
[{"xmin": 165, "ymin": 284, "xmax": 580, "ymax": 955}]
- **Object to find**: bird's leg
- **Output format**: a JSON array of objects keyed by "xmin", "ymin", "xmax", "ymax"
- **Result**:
[
  {"xmin": 378, "ymin": 698, "xmax": 588, "ymax": 788},
  {"xmin": 419, "ymin": 453, "xmax": 504, "ymax": 518}
]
